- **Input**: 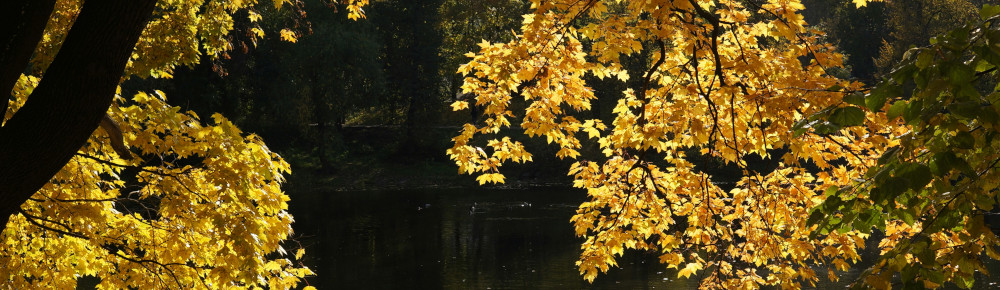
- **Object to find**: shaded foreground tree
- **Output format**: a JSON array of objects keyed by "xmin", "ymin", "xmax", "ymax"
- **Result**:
[
  {"xmin": 0, "ymin": 0, "xmax": 366, "ymax": 288},
  {"xmin": 807, "ymin": 5, "xmax": 1000, "ymax": 288},
  {"xmin": 449, "ymin": 0, "xmax": 1000, "ymax": 288}
]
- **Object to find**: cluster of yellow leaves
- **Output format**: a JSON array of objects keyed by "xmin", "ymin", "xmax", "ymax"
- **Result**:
[
  {"xmin": 449, "ymin": 0, "xmax": 910, "ymax": 288},
  {"xmin": 852, "ymin": 0, "xmax": 884, "ymax": 8},
  {"xmin": 33, "ymin": 0, "xmax": 273, "ymax": 79},
  {"xmin": 4, "ymin": 78, "xmax": 306, "ymax": 288},
  {"xmin": 345, "ymin": 0, "xmax": 370, "ymax": 20},
  {"xmin": 0, "ymin": 0, "xmax": 372, "ymax": 288},
  {"xmin": 449, "ymin": 11, "xmax": 597, "ymax": 176},
  {"xmin": 280, "ymin": 28, "xmax": 299, "ymax": 43}
]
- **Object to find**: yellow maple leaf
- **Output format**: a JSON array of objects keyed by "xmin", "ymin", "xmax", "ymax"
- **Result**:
[
  {"xmin": 451, "ymin": 101, "xmax": 469, "ymax": 111},
  {"xmin": 280, "ymin": 29, "xmax": 298, "ymax": 43},
  {"xmin": 677, "ymin": 262, "xmax": 703, "ymax": 279},
  {"xmin": 852, "ymin": 0, "xmax": 884, "ymax": 8}
]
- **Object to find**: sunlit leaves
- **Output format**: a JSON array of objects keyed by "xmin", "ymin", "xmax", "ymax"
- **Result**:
[
  {"xmin": 0, "ymin": 0, "xmax": 376, "ymax": 288},
  {"xmin": 450, "ymin": 0, "xmax": 888, "ymax": 288},
  {"xmin": 450, "ymin": 100, "xmax": 469, "ymax": 111},
  {"xmin": 280, "ymin": 28, "xmax": 299, "ymax": 43},
  {"xmin": 3, "ymin": 79, "xmax": 307, "ymax": 288},
  {"xmin": 345, "ymin": 0, "xmax": 370, "ymax": 20},
  {"xmin": 476, "ymin": 173, "xmax": 506, "ymax": 185},
  {"xmin": 677, "ymin": 262, "xmax": 704, "ymax": 279},
  {"xmin": 852, "ymin": 0, "xmax": 883, "ymax": 8}
]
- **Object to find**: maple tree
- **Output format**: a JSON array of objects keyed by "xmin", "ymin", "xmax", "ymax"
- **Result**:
[
  {"xmin": 0, "ymin": 0, "xmax": 366, "ymax": 288},
  {"xmin": 448, "ymin": 0, "xmax": 1000, "ymax": 288}
]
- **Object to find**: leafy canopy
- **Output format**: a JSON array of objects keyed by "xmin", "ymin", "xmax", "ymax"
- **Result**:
[
  {"xmin": 806, "ymin": 5, "xmax": 1000, "ymax": 289},
  {"xmin": 445, "ymin": 0, "xmax": 997, "ymax": 289},
  {"xmin": 1, "ymin": 0, "xmax": 363, "ymax": 288}
]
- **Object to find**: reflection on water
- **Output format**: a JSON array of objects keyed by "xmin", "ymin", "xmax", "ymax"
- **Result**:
[{"xmin": 288, "ymin": 187, "xmax": 1000, "ymax": 289}]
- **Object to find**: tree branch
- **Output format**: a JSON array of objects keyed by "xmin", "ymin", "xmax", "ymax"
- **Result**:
[
  {"xmin": 0, "ymin": 0, "xmax": 57, "ymax": 117},
  {"xmin": 0, "ymin": 0, "xmax": 157, "ymax": 228}
]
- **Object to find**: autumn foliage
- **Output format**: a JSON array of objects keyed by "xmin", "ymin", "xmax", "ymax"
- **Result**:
[
  {"xmin": 450, "ymin": 0, "xmax": 1000, "ymax": 288},
  {"xmin": 0, "ymin": 0, "xmax": 368, "ymax": 288}
]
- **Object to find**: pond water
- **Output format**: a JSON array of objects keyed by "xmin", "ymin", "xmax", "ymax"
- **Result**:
[{"xmin": 288, "ymin": 187, "xmax": 1000, "ymax": 289}]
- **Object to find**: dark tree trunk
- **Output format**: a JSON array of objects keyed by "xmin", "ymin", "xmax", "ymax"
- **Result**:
[
  {"xmin": 0, "ymin": 0, "xmax": 157, "ymax": 227},
  {"xmin": 0, "ymin": 0, "xmax": 57, "ymax": 115}
]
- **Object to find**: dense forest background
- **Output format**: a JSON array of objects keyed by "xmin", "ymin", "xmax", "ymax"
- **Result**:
[{"xmin": 123, "ymin": 0, "xmax": 988, "ymax": 190}]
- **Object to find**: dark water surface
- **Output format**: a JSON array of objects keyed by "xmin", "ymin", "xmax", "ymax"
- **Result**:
[{"xmin": 288, "ymin": 187, "xmax": 1000, "ymax": 289}]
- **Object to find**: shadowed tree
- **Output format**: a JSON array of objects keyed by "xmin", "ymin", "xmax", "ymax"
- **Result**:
[{"xmin": 0, "ymin": 0, "xmax": 156, "ymax": 230}]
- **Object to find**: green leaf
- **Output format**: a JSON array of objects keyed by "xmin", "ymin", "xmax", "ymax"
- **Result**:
[
  {"xmin": 983, "ymin": 107, "xmax": 1000, "ymax": 127},
  {"xmin": 952, "ymin": 131, "xmax": 975, "ymax": 149},
  {"xmin": 867, "ymin": 84, "xmax": 899, "ymax": 110},
  {"xmin": 982, "ymin": 4, "xmax": 1000, "ymax": 20},
  {"xmin": 866, "ymin": 92, "xmax": 886, "ymax": 111},
  {"xmin": 931, "ymin": 151, "xmax": 975, "ymax": 176},
  {"xmin": 903, "ymin": 99, "xmax": 924, "ymax": 124},
  {"xmin": 929, "ymin": 160, "xmax": 947, "ymax": 177},
  {"xmin": 792, "ymin": 127, "xmax": 808, "ymax": 137},
  {"xmin": 841, "ymin": 210, "xmax": 858, "ymax": 226},
  {"xmin": 791, "ymin": 119, "xmax": 813, "ymax": 137},
  {"xmin": 974, "ymin": 58, "xmax": 995, "ymax": 73},
  {"xmin": 893, "ymin": 206, "xmax": 916, "ymax": 225},
  {"xmin": 837, "ymin": 222, "xmax": 853, "ymax": 233},
  {"xmin": 792, "ymin": 108, "xmax": 836, "ymax": 136},
  {"xmin": 916, "ymin": 50, "xmax": 933, "ymax": 69},
  {"xmin": 944, "ymin": 27, "xmax": 971, "ymax": 51},
  {"xmin": 825, "ymin": 194, "xmax": 844, "ymax": 209},
  {"xmin": 957, "ymin": 84, "xmax": 982, "ymax": 100},
  {"xmin": 828, "ymin": 216, "xmax": 842, "ymax": 226},
  {"xmin": 948, "ymin": 101, "xmax": 980, "ymax": 119},
  {"xmin": 976, "ymin": 193, "xmax": 996, "ymax": 211},
  {"xmin": 896, "ymin": 163, "xmax": 933, "ymax": 191},
  {"xmin": 891, "ymin": 63, "xmax": 917, "ymax": 83},
  {"xmin": 812, "ymin": 121, "xmax": 841, "ymax": 135},
  {"xmin": 844, "ymin": 93, "xmax": 866, "ymax": 107},
  {"xmin": 957, "ymin": 158, "xmax": 977, "ymax": 176},
  {"xmin": 824, "ymin": 185, "xmax": 839, "ymax": 196},
  {"xmin": 975, "ymin": 45, "xmax": 1000, "ymax": 68},
  {"xmin": 806, "ymin": 209, "xmax": 825, "ymax": 226},
  {"xmin": 855, "ymin": 211, "xmax": 874, "ymax": 234},
  {"xmin": 947, "ymin": 64, "xmax": 976, "ymax": 86},
  {"xmin": 925, "ymin": 266, "xmax": 947, "ymax": 284},
  {"xmin": 915, "ymin": 241, "xmax": 935, "ymax": 263},
  {"xmin": 887, "ymin": 100, "xmax": 907, "ymax": 120},
  {"xmin": 878, "ymin": 177, "xmax": 909, "ymax": 201},
  {"xmin": 878, "ymin": 146, "xmax": 901, "ymax": 165},
  {"xmin": 829, "ymin": 107, "xmax": 865, "ymax": 127},
  {"xmin": 956, "ymin": 274, "xmax": 975, "ymax": 289},
  {"xmin": 901, "ymin": 269, "xmax": 919, "ymax": 287}
]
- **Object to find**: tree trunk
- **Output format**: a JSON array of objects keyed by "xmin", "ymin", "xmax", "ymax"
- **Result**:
[
  {"xmin": 0, "ymin": 0, "xmax": 57, "ymax": 115},
  {"xmin": 0, "ymin": 0, "xmax": 157, "ymax": 227}
]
